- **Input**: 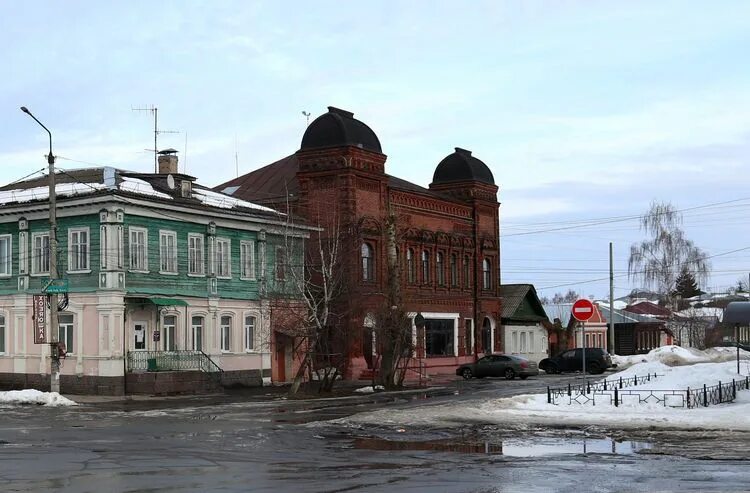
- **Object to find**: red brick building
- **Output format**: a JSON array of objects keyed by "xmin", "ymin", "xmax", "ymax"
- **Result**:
[{"xmin": 216, "ymin": 107, "xmax": 502, "ymax": 379}]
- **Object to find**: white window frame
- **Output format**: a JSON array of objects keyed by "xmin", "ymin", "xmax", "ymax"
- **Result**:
[
  {"xmin": 188, "ymin": 233, "xmax": 205, "ymax": 276},
  {"xmin": 58, "ymin": 313, "xmax": 74, "ymax": 355},
  {"xmin": 0, "ymin": 235, "xmax": 11, "ymax": 277},
  {"xmin": 162, "ymin": 314, "xmax": 177, "ymax": 351},
  {"xmin": 191, "ymin": 315, "xmax": 204, "ymax": 351},
  {"xmin": 31, "ymin": 231, "xmax": 50, "ymax": 275},
  {"xmin": 244, "ymin": 314, "xmax": 256, "ymax": 351},
  {"xmin": 240, "ymin": 241, "xmax": 256, "ymax": 280},
  {"xmin": 215, "ymin": 237, "xmax": 231, "ymax": 279},
  {"xmin": 220, "ymin": 315, "xmax": 232, "ymax": 353},
  {"xmin": 128, "ymin": 227, "xmax": 148, "ymax": 272},
  {"xmin": 68, "ymin": 227, "xmax": 90, "ymax": 273},
  {"xmin": 159, "ymin": 230, "xmax": 178, "ymax": 275}
]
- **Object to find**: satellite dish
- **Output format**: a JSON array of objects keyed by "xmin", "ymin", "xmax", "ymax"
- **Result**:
[{"xmin": 166, "ymin": 174, "xmax": 175, "ymax": 190}]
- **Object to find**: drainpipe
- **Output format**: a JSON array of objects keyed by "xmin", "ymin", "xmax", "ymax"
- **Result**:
[{"xmin": 122, "ymin": 308, "xmax": 127, "ymax": 395}]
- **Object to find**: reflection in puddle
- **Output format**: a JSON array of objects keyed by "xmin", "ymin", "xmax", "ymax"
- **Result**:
[{"xmin": 353, "ymin": 436, "xmax": 651, "ymax": 457}]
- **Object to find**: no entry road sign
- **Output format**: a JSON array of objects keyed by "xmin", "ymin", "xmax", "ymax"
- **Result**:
[{"xmin": 571, "ymin": 299, "xmax": 595, "ymax": 322}]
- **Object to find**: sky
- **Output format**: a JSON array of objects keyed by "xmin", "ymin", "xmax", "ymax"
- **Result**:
[{"xmin": 3, "ymin": 1, "xmax": 750, "ymax": 299}]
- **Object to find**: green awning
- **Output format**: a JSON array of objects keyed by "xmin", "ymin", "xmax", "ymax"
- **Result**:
[{"xmin": 127, "ymin": 297, "xmax": 189, "ymax": 307}]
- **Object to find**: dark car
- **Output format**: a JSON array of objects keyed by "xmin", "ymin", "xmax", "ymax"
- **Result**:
[
  {"xmin": 539, "ymin": 348, "xmax": 613, "ymax": 375},
  {"xmin": 456, "ymin": 354, "xmax": 539, "ymax": 380}
]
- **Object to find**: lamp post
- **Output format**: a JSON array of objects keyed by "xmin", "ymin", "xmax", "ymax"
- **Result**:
[{"xmin": 20, "ymin": 106, "xmax": 60, "ymax": 394}]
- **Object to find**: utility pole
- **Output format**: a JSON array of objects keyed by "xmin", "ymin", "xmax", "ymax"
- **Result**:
[
  {"xmin": 609, "ymin": 242, "xmax": 615, "ymax": 354},
  {"xmin": 21, "ymin": 107, "xmax": 60, "ymax": 393}
]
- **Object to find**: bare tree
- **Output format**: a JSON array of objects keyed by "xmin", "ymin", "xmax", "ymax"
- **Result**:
[
  {"xmin": 628, "ymin": 201, "xmax": 710, "ymax": 308},
  {"xmin": 672, "ymin": 308, "xmax": 713, "ymax": 349}
]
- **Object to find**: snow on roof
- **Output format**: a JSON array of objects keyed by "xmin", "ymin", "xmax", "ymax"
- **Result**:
[
  {"xmin": 0, "ymin": 182, "xmax": 106, "ymax": 205},
  {"xmin": 675, "ymin": 307, "xmax": 724, "ymax": 322},
  {"xmin": 191, "ymin": 187, "xmax": 278, "ymax": 213},
  {"xmin": 119, "ymin": 177, "xmax": 171, "ymax": 200}
]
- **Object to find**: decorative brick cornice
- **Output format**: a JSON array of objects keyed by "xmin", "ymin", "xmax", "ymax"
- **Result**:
[{"xmin": 390, "ymin": 190, "xmax": 473, "ymax": 218}]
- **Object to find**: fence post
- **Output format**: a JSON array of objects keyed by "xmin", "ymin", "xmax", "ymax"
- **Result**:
[
  {"xmin": 634, "ymin": 375, "xmax": 637, "ymax": 387},
  {"xmin": 619, "ymin": 376, "xmax": 623, "ymax": 389},
  {"xmin": 587, "ymin": 381, "xmax": 591, "ymax": 394},
  {"xmin": 719, "ymin": 381, "xmax": 722, "ymax": 402},
  {"xmin": 547, "ymin": 386, "xmax": 551, "ymax": 404},
  {"xmin": 604, "ymin": 380, "xmax": 607, "ymax": 391},
  {"xmin": 614, "ymin": 387, "xmax": 618, "ymax": 407},
  {"xmin": 686, "ymin": 387, "xmax": 691, "ymax": 408},
  {"xmin": 647, "ymin": 373, "xmax": 650, "ymax": 382},
  {"xmin": 733, "ymin": 379, "xmax": 736, "ymax": 399},
  {"xmin": 703, "ymin": 384, "xmax": 708, "ymax": 407},
  {"xmin": 568, "ymin": 383, "xmax": 571, "ymax": 396}
]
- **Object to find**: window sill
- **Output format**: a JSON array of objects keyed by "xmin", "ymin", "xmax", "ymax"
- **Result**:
[
  {"xmin": 187, "ymin": 273, "xmax": 206, "ymax": 278},
  {"xmin": 0, "ymin": 274, "xmax": 11, "ymax": 278},
  {"xmin": 159, "ymin": 271, "xmax": 179, "ymax": 276},
  {"xmin": 67, "ymin": 269, "xmax": 91, "ymax": 274},
  {"xmin": 240, "ymin": 277, "xmax": 257, "ymax": 281},
  {"xmin": 217, "ymin": 276, "xmax": 232, "ymax": 280},
  {"xmin": 128, "ymin": 269, "xmax": 150, "ymax": 274},
  {"xmin": 30, "ymin": 272, "xmax": 50, "ymax": 277}
]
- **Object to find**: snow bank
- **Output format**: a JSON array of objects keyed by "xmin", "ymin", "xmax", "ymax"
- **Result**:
[
  {"xmin": 0, "ymin": 389, "xmax": 76, "ymax": 407},
  {"xmin": 354, "ymin": 385, "xmax": 385, "ymax": 394},
  {"xmin": 611, "ymin": 345, "xmax": 750, "ymax": 369},
  {"xmin": 338, "ymin": 360, "xmax": 750, "ymax": 431}
]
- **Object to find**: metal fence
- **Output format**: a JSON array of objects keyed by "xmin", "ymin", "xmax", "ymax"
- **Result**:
[
  {"xmin": 547, "ymin": 372, "xmax": 662, "ymax": 404},
  {"xmin": 127, "ymin": 350, "xmax": 223, "ymax": 373},
  {"xmin": 549, "ymin": 375, "xmax": 750, "ymax": 409}
]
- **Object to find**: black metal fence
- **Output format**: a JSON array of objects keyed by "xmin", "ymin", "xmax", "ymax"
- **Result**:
[
  {"xmin": 127, "ymin": 350, "xmax": 223, "ymax": 373},
  {"xmin": 547, "ymin": 372, "xmax": 662, "ymax": 405},
  {"xmin": 548, "ymin": 374, "xmax": 750, "ymax": 409}
]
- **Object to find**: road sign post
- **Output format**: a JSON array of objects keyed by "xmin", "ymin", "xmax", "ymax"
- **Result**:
[{"xmin": 572, "ymin": 299, "xmax": 595, "ymax": 394}]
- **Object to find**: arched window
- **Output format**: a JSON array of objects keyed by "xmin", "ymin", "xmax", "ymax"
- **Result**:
[
  {"xmin": 421, "ymin": 250, "xmax": 430, "ymax": 283},
  {"xmin": 407, "ymin": 249, "xmax": 415, "ymax": 284},
  {"xmin": 361, "ymin": 243, "xmax": 374, "ymax": 281},
  {"xmin": 463, "ymin": 255, "xmax": 471, "ymax": 287},
  {"xmin": 483, "ymin": 258, "xmax": 492, "ymax": 290},
  {"xmin": 450, "ymin": 254, "xmax": 458, "ymax": 287},
  {"xmin": 436, "ymin": 252, "xmax": 445, "ymax": 286},
  {"xmin": 244, "ymin": 315, "xmax": 256, "ymax": 351}
]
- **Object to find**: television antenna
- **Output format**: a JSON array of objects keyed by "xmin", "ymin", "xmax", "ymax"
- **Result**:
[
  {"xmin": 132, "ymin": 105, "xmax": 180, "ymax": 172},
  {"xmin": 302, "ymin": 110, "xmax": 311, "ymax": 126}
]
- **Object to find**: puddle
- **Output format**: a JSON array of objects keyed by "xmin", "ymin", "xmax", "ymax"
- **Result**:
[{"xmin": 352, "ymin": 436, "xmax": 651, "ymax": 457}]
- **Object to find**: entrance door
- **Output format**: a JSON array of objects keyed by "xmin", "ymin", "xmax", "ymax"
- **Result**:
[
  {"xmin": 276, "ymin": 335, "xmax": 286, "ymax": 382},
  {"xmin": 482, "ymin": 318, "xmax": 492, "ymax": 354},
  {"xmin": 134, "ymin": 322, "xmax": 148, "ymax": 350}
]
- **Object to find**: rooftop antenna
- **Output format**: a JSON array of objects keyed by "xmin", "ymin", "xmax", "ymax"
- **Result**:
[
  {"xmin": 302, "ymin": 110, "xmax": 311, "ymax": 126},
  {"xmin": 132, "ymin": 105, "xmax": 180, "ymax": 172}
]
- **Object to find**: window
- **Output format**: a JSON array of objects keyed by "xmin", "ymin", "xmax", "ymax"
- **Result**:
[
  {"xmin": 275, "ymin": 247, "xmax": 287, "ymax": 281},
  {"xmin": 482, "ymin": 258, "xmax": 492, "ymax": 290},
  {"xmin": 58, "ymin": 314, "xmax": 74, "ymax": 354},
  {"xmin": 450, "ymin": 254, "xmax": 458, "ymax": 287},
  {"xmin": 163, "ymin": 315, "xmax": 176, "ymax": 351},
  {"xmin": 0, "ymin": 314, "xmax": 5, "ymax": 354},
  {"xmin": 32, "ymin": 232, "xmax": 50, "ymax": 274},
  {"xmin": 512, "ymin": 331, "xmax": 518, "ymax": 353},
  {"xmin": 424, "ymin": 319, "xmax": 455, "ymax": 357},
  {"xmin": 406, "ymin": 249, "xmax": 415, "ymax": 284},
  {"xmin": 463, "ymin": 255, "xmax": 471, "ymax": 288},
  {"xmin": 116, "ymin": 226, "xmax": 124, "ymax": 269},
  {"xmin": 464, "ymin": 319, "xmax": 473, "ymax": 354},
  {"xmin": 520, "ymin": 331, "xmax": 527, "ymax": 353},
  {"xmin": 529, "ymin": 331, "xmax": 535, "ymax": 353},
  {"xmin": 159, "ymin": 231, "xmax": 177, "ymax": 273},
  {"xmin": 220, "ymin": 315, "xmax": 231, "ymax": 352},
  {"xmin": 191, "ymin": 316, "xmax": 204, "ymax": 351},
  {"xmin": 240, "ymin": 241, "xmax": 256, "ymax": 279},
  {"xmin": 436, "ymin": 252, "xmax": 445, "ymax": 286},
  {"xmin": 0, "ymin": 235, "xmax": 11, "ymax": 276},
  {"xmin": 129, "ymin": 227, "xmax": 147, "ymax": 271},
  {"xmin": 216, "ymin": 238, "xmax": 231, "ymax": 278},
  {"xmin": 188, "ymin": 234, "xmax": 205, "ymax": 275},
  {"xmin": 68, "ymin": 228, "xmax": 89, "ymax": 272},
  {"xmin": 421, "ymin": 250, "xmax": 430, "ymax": 283},
  {"xmin": 244, "ymin": 315, "xmax": 256, "ymax": 351},
  {"xmin": 361, "ymin": 243, "xmax": 374, "ymax": 281}
]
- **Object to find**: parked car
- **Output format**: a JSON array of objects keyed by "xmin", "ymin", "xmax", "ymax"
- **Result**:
[
  {"xmin": 539, "ymin": 348, "xmax": 613, "ymax": 375},
  {"xmin": 456, "ymin": 354, "xmax": 539, "ymax": 380}
]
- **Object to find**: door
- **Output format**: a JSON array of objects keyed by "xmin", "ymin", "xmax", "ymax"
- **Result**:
[
  {"xmin": 494, "ymin": 355, "xmax": 512, "ymax": 376},
  {"xmin": 560, "ymin": 349, "xmax": 577, "ymax": 371},
  {"xmin": 276, "ymin": 336, "xmax": 286, "ymax": 382},
  {"xmin": 133, "ymin": 322, "xmax": 148, "ymax": 351},
  {"xmin": 475, "ymin": 356, "xmax": 492, "ymax": 377}
]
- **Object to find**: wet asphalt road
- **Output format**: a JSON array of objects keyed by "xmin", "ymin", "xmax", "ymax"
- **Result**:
[{"xmin": 1, "ymin": 373, "xmax": 749, "ymax": 493}]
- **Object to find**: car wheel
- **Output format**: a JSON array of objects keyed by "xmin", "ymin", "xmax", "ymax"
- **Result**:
[
  {"xmin": 588, "ymin": 363, "xmax": 603, "ymax": 375},
  {"xmin": 547, "ymin": 364, "xmax": 560, "ymax": 374},
  {"xmin": 504, "ymin": 368, "xmax": 516, "ymax": 380},
  {"xmin": 461, "ymin": 368, "xmax": 473, "ymax": 380},
  {"xmin": 520, "ymin": 375, "xmax": 529, "ymax": 380}
]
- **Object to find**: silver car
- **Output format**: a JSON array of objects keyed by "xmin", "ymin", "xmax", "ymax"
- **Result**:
[{"xmin": 456, "ymin": 354, "xmax": 539, "ymax": 380}]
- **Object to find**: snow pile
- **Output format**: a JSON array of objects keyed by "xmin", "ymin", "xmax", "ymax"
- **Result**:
[
  {"xmin": 354, "ymin": 385, "xmax": 385, "ymax": 394},
  {"xmin": 0, "ymin": 389, "xmax": 76, "ymax": 406},
  {"xmin": 338, "ymin": 360, "xmax": 750, "ymax": 431},
  {"xmin": 611, "ymin": 345, "xmax": 750, "ymax": 369}
]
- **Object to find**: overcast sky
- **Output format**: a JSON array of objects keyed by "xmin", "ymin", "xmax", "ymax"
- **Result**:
[{"xmin": 3, "ymin": 1, "xmax": 750, "ymax": 299}]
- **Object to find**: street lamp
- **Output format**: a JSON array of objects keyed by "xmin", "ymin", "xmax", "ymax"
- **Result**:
[{"xmin": 20, "ymin": 106, "xmax": 61, "ymax": 394}]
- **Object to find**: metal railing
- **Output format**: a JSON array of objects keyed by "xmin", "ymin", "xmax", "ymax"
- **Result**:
[
  {"xmin": 127, "ymin": 350, "xmax": 223, "ymax": 373},
  {"xmin": 548, "ymin": 372, "xmax": 662, "ymax": 404},
  {"xmin": 549, "ymin": 375, "xmax": 750, "ymax": 409}
]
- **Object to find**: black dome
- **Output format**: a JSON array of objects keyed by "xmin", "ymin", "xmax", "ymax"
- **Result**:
[
  {"xmin": 432, "ymin": 148, "xmax": 494, "ymax": 185},
  {"xmin": 300, "ymin": 106, "xmax": 382, "ymax": 153}
]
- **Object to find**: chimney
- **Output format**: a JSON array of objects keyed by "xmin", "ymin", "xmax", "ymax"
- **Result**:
[{"xmin": 157, "ymin": 148, "xmax": 179, "ymax": 174}]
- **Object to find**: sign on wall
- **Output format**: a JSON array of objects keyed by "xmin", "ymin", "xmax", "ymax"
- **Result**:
[{"xmin": 32, "ymin": 294, "xmax": 47, "ymax": 344}]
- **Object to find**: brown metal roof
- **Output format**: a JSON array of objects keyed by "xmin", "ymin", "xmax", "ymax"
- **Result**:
[{"xmin": 215, "ymin": 154, "xmax": 300, "ymax": 205}]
